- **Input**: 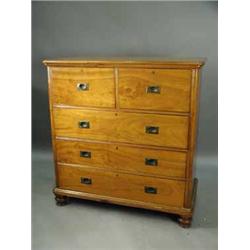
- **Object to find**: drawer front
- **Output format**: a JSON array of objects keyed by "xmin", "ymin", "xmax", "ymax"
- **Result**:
[
  {"xmin": 54, "ymin": 109, "xmax": 189, "ymax": 149},
  {"xmin": 56, "ymin": 140, "xmax": 187, "ymax": 178},
  {"xmin": 50, "ymin": 67, "xmax": 115, "ymax": 108},
  {"xmin": 58, "ymin": 164, "xmax": 185, "ymax": 207},
  {"xmin": 119, "ymin": 69, "xmax": 191, "ymax": 112}
]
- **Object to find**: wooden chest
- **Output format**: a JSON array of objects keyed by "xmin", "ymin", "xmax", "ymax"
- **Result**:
[{"xmin": 43, "ymin": 58, "xmax": 205, "ymax": 227}]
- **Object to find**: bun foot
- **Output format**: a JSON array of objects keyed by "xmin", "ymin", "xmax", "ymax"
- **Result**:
[
  {"xmin": 55, "ymin": 195, "xmax": 69, "ymax": 206},
  {"xmin": 178, "ymin": 215, "xmax": 192, "ymax": 228}
]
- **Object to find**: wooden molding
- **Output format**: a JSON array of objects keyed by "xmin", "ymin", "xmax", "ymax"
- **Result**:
[{"xmin": 43, "ymin": 58, "xmax": 205, "ymax": 69}]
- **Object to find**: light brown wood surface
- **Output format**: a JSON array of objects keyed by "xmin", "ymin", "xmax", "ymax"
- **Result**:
[
  {"xmin": 43, "ymin": 58, "xmax": 205, "ymax": 69},
  {"xmin": 118, "ymin": 68, "xmax": 191, "ymax": 112},
  {"xmin": 58, "ymin": 164, "xmax": 185, "ymax": 207},
  {"xmin": 50, "ymin": 67, "xmax": 115, "ymax": 108},
  {"xmin": 184, "ymin": 68, "xmax": 201, "ymax": 208},
  {"xmin": 44, "ymin": 58, "xmax": 204, "ymax": 227},
  {"xmin": 47, "ymin": 68, "xmax": 60, "ymax": 186},
  {"xmin": 53, "ymin": 108, "xmax": 189, "ymax": 149},
  {"xmin": 56, "ymin": 139, "xmax": 187, "ymax": 178},
  {"xmin": 54, "ymin": 177, "xmax": 197, "ymax": 219}
]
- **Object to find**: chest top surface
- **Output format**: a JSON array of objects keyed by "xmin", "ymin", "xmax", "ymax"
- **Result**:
[{"xmin": 43, "ymin": 57, "xmax": 205, "ymax": 69}]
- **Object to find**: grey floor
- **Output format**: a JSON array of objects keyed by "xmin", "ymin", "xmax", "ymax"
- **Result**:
[{"xmin": 32, "ymin": 150, "xmax": 217, "ymax": 250}]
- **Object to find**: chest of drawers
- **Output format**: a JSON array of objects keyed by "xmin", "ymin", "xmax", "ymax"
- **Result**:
[{"xmin": 43, "ymin": 58, "xmax": 205, "ymax": 227}]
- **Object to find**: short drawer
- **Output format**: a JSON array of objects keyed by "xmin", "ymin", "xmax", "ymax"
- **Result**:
[
  {"xmin": 50, "ymin": 67, "xmax": 115, "ymax": 108},
  {"xmin": 56, "ymin": 140, "xmax": 187, "ymax": 178},
  {"xmin": 58, "ymin": 164, "xmax": 185, "ymax": 207},
  {"xmin": 119, "ymin": 68, "xmax": 192, "ymax": 112},
  {"xmin": 54, "ymin": 109, "xmax": 189, "ymax": 149}
]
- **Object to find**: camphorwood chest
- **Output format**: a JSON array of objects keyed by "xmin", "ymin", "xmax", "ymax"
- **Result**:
[{"xmin": 43, "ymin": 58, "xmax": 205, "ymax": 227}]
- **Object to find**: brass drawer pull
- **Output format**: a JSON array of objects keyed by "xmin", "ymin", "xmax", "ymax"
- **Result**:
[
  {"xmin": 80, "ymin": 151, "xmax": 91, "ymax": 158},
  {"xmin": 78, "ymin": 121, "xmax": 90, "ymax": 128},
  {"xmin": 145, "ymin": 158, "xmax": 158, "ymax": 166},
  {"xmin": 146, "ymin": 86, "xmax": 160, "ymax": 94},
  {"xmin": 77, "ymin": 83, "xmax": 89, "ymax": 91},
  {"xmin": 145, "ymin": 126, "xmax": 159, "ymax": 134},
  {"xmin": 81, "ymin": 177, "xmax": 92, "ymax": 185},
  {"xmin": 144, "ymin": 186, "xmax": 157, "ymax": 194}
]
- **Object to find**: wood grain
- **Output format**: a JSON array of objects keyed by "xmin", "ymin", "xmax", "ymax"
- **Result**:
[
  {"xmin": 119, "ymin": 68, "xmax": 191, "ymax": 112},
  {"xmin": 47, "ymin": 67, "xmax": 60, "ymax": 186},
  {"xmin": 55, "ymin": 136, "xmax": 188, "ymax": 152},
  {"xmin": 53, "ymin": 108, "xmax": 189, "ymax": 149},
  {"xmin": 53, "ymin": 104, "xmax": 189, "ymax": 116},
  {"xmin": 44, "ymin": 58, "xmax": 204, "ymax": 226},
  {"xmin": 56, "ymin": 139, "xmax": 187, "ymax": 178},
  {"xmin": 54, "ymin": 188, "xmax": 194, "ymax": 216},
  {"xmin": 49, "ymin": 67, "xmax": 115, "ymax": 108},
  {"xmin": 184, "ymin": 69, "xmax": 201, "ymax": 208},
  {"xmin": 43, "ymin": 58, "xmax": 205, "ymax": 69},
  {"xmin": 58, "ymin": 164, "xmax": 185, "ymax": 207}
]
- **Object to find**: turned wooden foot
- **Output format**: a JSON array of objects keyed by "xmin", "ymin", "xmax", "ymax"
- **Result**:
[
  {"xmin": 55, "ymin": 195, "xmax": 69, "ymax": 206},
  {"xmin": 178, "ymin": 215, "xmax": 192, "ymax": 228}
]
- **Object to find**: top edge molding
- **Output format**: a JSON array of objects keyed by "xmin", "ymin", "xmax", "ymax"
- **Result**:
[{"xmin": 43, "ymin": 58, "xmax": 206, "ymax": 69}]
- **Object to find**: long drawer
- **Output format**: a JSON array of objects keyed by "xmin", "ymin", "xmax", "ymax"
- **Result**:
[
  {"xmin": 58, "ymin": 164, "xmax": 185, "ymax": 207},
  {"xmin": 50, "ymin": 67, "xmax": 115, "ymax": 108},
  {"xmin": 56, "ymin": 140, "xmax": 187, "ymax": 178},
  {"xmin": 53, "ymin": 109, "xmax": 189, "ymax": 149},
  {"xmin": 118, "ymin": 68, "xmax": 191, "ymax": 112}
]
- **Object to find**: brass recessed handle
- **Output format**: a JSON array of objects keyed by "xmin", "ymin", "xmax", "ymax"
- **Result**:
[
  {"xmin": 80, "ymin": 151, "xmax": 91, "ymax": 158},
  {"xmin": 145, "ymin": 126, "xmax": 159, "ymax": 134},
  {"xmin": 144, "ymin": 186, "xmax": 157, "ymax": 194},
  {"xmin": 80, "ymin": 177, "xmax": 92, "ymax": 185},
  {"xmin": 77, "ymin": 83, "xmax": 89, "ymax": 91},
  {"xmin": 145, "ymin": 158, "xmax": 158, "ymax": 166},
  {"xmin": 146, "ymin": 86, "xmax": 160, "ymax": 94},
  {"xmin": 78, "ymin": 121, "xmax": 90, "ymax": 129}
]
